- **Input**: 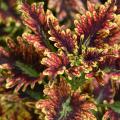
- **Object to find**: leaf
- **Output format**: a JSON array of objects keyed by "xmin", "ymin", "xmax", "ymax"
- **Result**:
[
  {"xmin": 0, "ymin": 68, "xmax": 3, "ymax": 74},
  {"xmin": 48, "ymin": 19, "xmax": 76, "ymax": 53},
  {"xmin": 116, "ymin": 0, "xmax": 120, "ymax": 14},
  {"xmin": 41, "ymin": 52, "xmax": 69, "ymax": 76},
  {"xmin": 21, "ymin": 2, "xmax": 55, "ymax": 51},
  {"xmin": 66, "ymin": 72, "xmax": 90, "ymax": 90},
  {"xmin": 25, "ymin": 89, "xmax": 44, "ymax": 100},
  {"xmin": 75, "ymin": 0, "xmax": 117, "ymax": 48},
  {"xmin": 15, "ymin": 61, "xmax": 39, "ymax": 78},
  {"xmin": 101, "ymin": 102, "xmax": 120, "ymax": 114},
  {"xmin": 109, "ymin": 102, "xmax": 120, "ymax": 114},
  {"xmin": 58, "ymin": 96, "xmax": 72, "ymax": 120}
]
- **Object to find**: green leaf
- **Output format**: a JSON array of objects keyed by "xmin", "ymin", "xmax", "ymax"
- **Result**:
[
  {"xmin": 15, "ymin": 61, "xmax": 39, "ymax": 78},
  {"xmin": 1, "ymin": 2, "xmax": 8, "ymax": 11},
  {"xmin": 109, "ymin": 102, "xmax": 120, "ymax": 114},
  {"xmin": 25, "ymin": 89, "xmax": 44, "ymax": 100},
  {"xmin": 0, "ymin": 68, "xmax": 3, "ymax": 73},
  {"xmin": 65, "ymin": 72, "xmax": 90, "ymax": 91},
  {"xmin": 58, "ymin": 96, "xmax": 72, "ymax": 120}
]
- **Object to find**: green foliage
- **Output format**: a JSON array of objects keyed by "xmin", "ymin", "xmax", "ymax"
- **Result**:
[
  {"xmin": 15, "ymin": 61, "xmax": 39, "ymax": 78},
  {"xmin": 109, "ymin": 102, "xmax": 120, "ymax": 114},
  {"xmin": 58, "ymin": 96, "xmax": 72, "ymax": 120},
  {"xmin": 65, "ymin": 72, "xmax": 92, "ymax": 91}
]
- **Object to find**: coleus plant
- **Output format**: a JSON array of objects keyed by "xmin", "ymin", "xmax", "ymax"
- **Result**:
[{"xmin": 0, "ymin": 0, "xmax": 120, "ymax": 120}]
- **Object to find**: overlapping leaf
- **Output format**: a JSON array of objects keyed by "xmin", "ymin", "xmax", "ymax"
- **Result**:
[
  {"xmin": 75, "ymin": 0, "xmax": 119, "ymax": 49},
  {"xmin": 0, "ymin": 93, "xmax": 32, "ymax": 120},
  {"xmin": 48, "ymin": 19, "xmax": 77, "ymax": 53},
  {"xmin": 36, "ymin": 78, "xmax": 97, "ymax": 120},
  {"xmin": 0, "ymin": 38, "xmax": 44, "ymax": 92},
  {"xmin": 41, "ymin": 51, "xmax": 70, "ymax": 76},
  {"xmin": 103, "ymin": 109, "xmax": 120, "ymax": 120},
  {"xmin": 21, "ymin": 2, "xmax": 55, "ymax": 52}
]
